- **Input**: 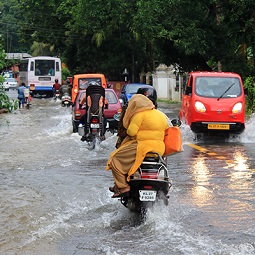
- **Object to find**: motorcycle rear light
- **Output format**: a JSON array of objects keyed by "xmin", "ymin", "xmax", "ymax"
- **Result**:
[
  {"xmin": 91, "ymin": 117, "xmax": 99, "ymax": 123},
  {"xmin": 141, "ymin": 170, "xmax": 158, "ymax": 179},
  {"xmin": 75, "ymin": 111, "xmax": 81, "ymax": 117},
  {"xmin": 143, "ymin": 185, "xmax": 153, "ymax": 189}
]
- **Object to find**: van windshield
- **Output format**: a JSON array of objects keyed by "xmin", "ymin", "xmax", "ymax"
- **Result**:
[
  {"xmin": 195, "ymin": 77, "xmax": 241, "ymax": 98},
  {"xmin": 78, "ymin": 78, "xmax": 102, "ymax": 89}
]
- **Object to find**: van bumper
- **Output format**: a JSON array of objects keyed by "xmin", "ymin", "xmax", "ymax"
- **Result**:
[{"xmin": 190, "ymin": 122, "xmax": 245, "ymax": 134}]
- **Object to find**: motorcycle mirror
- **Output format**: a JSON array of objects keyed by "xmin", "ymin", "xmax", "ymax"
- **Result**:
[
  {"xmin": 113, "ymin": 112, "xmax": 121, "ymax": 121},
  {"xmin": 171, "ymin": 118, "xmax": 181, "ymax": 126},
  {"xmin": 119, "ymin": 98, "xmax": 124, "ymax": 106}
]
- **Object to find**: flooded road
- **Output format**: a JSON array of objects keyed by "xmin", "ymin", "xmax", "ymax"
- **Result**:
[{"xmin": 1, "ymin": 90, "xmax": 255, "ymax": 255}]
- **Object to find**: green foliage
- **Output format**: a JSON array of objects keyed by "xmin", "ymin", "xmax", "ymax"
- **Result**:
[
  {"xmin": 244, "ymin": 76, "xmax": 255, "ymax": 114},
  {"xmin": 3, "ymin": 0, "xmax": 255, "ymax": 85},
  {"xmin": 0, "ymin": 84, "xmax": 19, "ymax": 112},
  {"xmin": 61, "ymin": 67, "xmax": 71, "ymax": 82}
]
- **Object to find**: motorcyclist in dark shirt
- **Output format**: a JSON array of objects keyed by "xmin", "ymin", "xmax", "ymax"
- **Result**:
[
  {"xmin": 59, "ymin": 79, "xmax": 72, "ymax": 98},
  {"xmin": 80, "ymin": 81, "xmax": 108, "ymax": 141}
]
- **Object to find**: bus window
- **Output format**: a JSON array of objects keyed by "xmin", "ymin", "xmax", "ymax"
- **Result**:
[
  {"xmin": 30, "ymin": 61, "xmax": 34, "ymax": 71},
  {"xmin": 56, "ymin": 62, "xmax": 60, "ymax": 72},
  {"xmin": 19, "ymin": 62, "xmax": 28, "ymax": 71}
]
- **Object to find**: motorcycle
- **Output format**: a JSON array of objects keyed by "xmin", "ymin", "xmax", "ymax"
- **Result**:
[
  {"xmin": 78, "ymin": 84, "xmax": 106, "ymax": 149},
  {"xmin": 112, "ymin": 115, "xmax": 181, "ymax": 216},
  {"xmin": 119, "ymin": 152, "xmax": 170, "ymax": 215},
  {"xmin": 61, "ymin": 92, "xmax": 72, "ymax": 107},
  {"xmin": 53, "ymin": 90, "xmax": 60, "ymax": 101}
]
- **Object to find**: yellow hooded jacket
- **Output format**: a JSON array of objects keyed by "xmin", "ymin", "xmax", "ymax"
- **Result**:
[{"xmin": 106, "ymin": 94, "xmax": 168, "ymax": 181}]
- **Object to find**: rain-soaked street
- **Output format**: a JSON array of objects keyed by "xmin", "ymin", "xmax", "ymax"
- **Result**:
[{"xmin": 1, "ymin": 90, "xmax": 255, "ymax": 255}]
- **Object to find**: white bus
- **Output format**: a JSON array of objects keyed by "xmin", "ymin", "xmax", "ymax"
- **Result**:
[{"xmin": 19, "ymin": 56, "xmax": 62, "ymax": 97}]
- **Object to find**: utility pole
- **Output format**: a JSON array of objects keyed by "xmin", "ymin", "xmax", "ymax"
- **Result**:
[{"xmin": 6, "ymin": 30, "xmax": 9, "ymax": 53}]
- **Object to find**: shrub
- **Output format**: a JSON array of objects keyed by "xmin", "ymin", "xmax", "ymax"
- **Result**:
[
  {"xmin": 0, "ymin": 81, "xmax": 19, "ymax": 112},
  {"xmin": 244, "ymin": 76, "xmax": 255, "ymax": 114}
]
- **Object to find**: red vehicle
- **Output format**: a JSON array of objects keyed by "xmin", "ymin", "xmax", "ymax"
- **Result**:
[
  {"xmin": 72, "ymin": 88, "xmax": 122, "ymax": 133},
  {"xmin": 71, "ymin": 73, "xmax": 107, "ymax": 103},
  {"xmin": 180, "ymin": 71, "xmax": 246, "ymax": 136}
]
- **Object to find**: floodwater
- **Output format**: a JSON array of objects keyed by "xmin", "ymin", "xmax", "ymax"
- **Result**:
[{"xmin": 1, "ymin": 90, "xmax": 255, "ymax": 255}]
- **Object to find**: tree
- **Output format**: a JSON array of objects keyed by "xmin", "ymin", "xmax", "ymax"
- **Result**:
[{"xmin": 15, "ymin": 0, "xmax": 255, "ymax": 81}]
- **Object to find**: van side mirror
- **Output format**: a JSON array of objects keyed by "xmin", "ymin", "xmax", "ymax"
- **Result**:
[
  {"xmin": 185, "ymin": 86, "xmax": 192, "ymax": 95},
  {"xmin": 244, "ymin": 87, "xmax": 248, "ymax": 96}
]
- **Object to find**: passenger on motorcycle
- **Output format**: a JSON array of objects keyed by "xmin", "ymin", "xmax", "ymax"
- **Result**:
[
  {"xmin": 115, "ymin": 85, "xmax": 161, "ymax": 149},
  {"xmin": 52, "ymin": 79, "xmax": 61, "ymax": 97},
  {"xmin": 106, "ymin": 93, "xmax": 169, "ymax": 198},
  {"xmin": 79, "ymin": 81, "xmax": 108, "ymax": 141}
]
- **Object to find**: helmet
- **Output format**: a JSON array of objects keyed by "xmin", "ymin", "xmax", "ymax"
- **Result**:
[
  {"xmin": 66, "ymin": 78, "xmax": 71, "ymax": 84},
  {"xmin": 136, "ymin": 85, "xmax": 157, "ymax": 107},
  {"xmin": 55, "ymin": 79, "xmax": 58, "ymax": 83}
]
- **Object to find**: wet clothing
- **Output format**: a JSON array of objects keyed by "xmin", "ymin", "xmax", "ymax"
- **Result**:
[
  {"xmin": 59, "ymin": 84, "xmax": 71, "ymax": 98},
  {"xmin": 53, "ymin": 82, "xmax": 61, "ymax": 91},
  {"xmin": 17, "ymin": 84, "xmax": 26, "ymax": 108},
  {"xmin": 106, "ymin": 94, "xmax": 168, "ymax": 188}
]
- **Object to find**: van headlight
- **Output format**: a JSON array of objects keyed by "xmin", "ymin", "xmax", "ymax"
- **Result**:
[
  {"xmin": 232, "ymin": 102, "xmax": 242, "ymax": 113},
  {"xmin": 195, "ymin": 101, "xmax": 206, "ymax": 113}
]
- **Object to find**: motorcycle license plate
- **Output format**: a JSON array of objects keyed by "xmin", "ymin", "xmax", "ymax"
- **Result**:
[
  {"xmin": 139, "ymin": 190, "xmax": 157, "ymax": 201},
  {"xmin": 64, "ymin": 101, "xmax": 68, "ymax": 104},
  {"xmin": 90, "ymin": 123, "xmax": 100, "ymax": 128}
]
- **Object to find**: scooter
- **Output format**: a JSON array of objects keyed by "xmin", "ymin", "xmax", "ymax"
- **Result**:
[
  {"xmin": 61, "ymin": 92, "xmax": 72, "ymax": 107},
  {"xmin": 119, "ymin": 152, "xmax": 170, "ymax": 214}
]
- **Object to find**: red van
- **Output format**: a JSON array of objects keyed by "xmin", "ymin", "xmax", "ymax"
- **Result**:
[{"xmin": 180, "ymin": 71, "xmax": 246, "ymax": 135}]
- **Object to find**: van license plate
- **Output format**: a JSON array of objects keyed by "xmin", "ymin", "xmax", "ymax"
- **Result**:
[
  {"xmin": 208, "ymin": 124, "xmax": 230, "ymax": 130},
  {"xmin": 139, "ymin": 190, "xmax": 157, "ymax": 201}
]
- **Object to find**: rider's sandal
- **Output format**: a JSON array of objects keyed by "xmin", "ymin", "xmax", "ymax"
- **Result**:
[
  {"xmin": 109, "ymin": 186, "xmax": 119, "ymax": 193},
  {"xmin": 111, "ymin": 188, "xmax": 130, "ymax": 198}
]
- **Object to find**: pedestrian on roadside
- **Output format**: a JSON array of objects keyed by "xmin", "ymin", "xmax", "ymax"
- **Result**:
[{"xmin": 17, "ymin": 82, "xmax": 27, "ymax": 108}]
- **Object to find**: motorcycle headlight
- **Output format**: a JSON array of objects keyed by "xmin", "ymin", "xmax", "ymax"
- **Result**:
[
  {"xmin": 232, "ymin": 102, "xmax": 242, "ymax": 113},
  {"xmin": 195, "ymin": 101, "xmax": 206, "ymax": 113}
]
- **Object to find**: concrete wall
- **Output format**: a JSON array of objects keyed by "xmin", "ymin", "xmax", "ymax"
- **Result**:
[
  {"xmin": 140, "ymin": 65, "xmax": 183, "ymax": 102},
  {"xmin": 152, "ymin": 65, "xmax": 182, "ymax": 102}
]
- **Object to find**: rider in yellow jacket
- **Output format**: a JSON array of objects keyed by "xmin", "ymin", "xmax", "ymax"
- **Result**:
[{"xmin": 106, "ymin": 94, "xmax": 168, "ymax": 197}]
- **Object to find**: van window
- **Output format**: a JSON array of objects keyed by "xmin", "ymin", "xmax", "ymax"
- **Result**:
[
  {"xmin": 195, "ymin": 77, "xmax": 241, "ymax": 98},
  {"xmin": 184, "ymin": 75, "xmax": 192, "ymax": 95}
]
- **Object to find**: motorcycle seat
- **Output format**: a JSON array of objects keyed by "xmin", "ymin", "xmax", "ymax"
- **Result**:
[{"xmin": 143, "ymin": 152, "xmax": 160, "ymax": 162}]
